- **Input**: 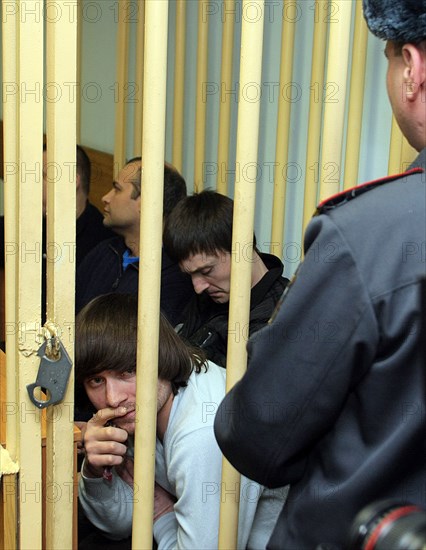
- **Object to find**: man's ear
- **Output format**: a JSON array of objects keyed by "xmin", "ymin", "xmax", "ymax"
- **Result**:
[
  {"xmin": 76, "ymin": 171, "xmax": 82, "ymax": 191},
  {"xmin": 402, "ymin": 43, "xmax": 426, "ymax": 102}
]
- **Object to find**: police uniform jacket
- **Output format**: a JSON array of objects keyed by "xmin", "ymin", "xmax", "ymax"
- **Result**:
[{"xmin": 214, "ymin": 149, "xmax": 426, "ymax": 548}]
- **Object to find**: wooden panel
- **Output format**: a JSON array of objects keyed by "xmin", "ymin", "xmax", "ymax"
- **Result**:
[
  {"xmin": 0, "ymin": 350, "xmax": 81, "ymax": 550},
  {"xmin": 84, "ymin": 145, "xmax": 114, "ymax": 211}
]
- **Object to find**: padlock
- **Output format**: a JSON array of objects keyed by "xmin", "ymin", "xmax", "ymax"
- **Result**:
[{"xmin": 27, "ymin": 339, "xmax": 73, "ymax": 409}]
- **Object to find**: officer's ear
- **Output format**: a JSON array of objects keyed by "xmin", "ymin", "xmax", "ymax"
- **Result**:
[{"xmin": 401, "ymin": 43, "xmax": 426, "ymax": 102}]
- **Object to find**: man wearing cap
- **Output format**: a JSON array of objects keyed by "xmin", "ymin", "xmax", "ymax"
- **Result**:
[{"xmin": 214, "ymin": 1, "xmax": 426, "ymax": 547}]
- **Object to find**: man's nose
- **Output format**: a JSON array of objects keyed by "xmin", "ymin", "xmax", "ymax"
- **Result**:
[
  {"xmin": 105, "ymin": 380, "xmax": 127, "ymax": 408},
  {"xmin": 192, "ymin": 275, "xmax": 209, "ymax": 295},
  {"xmin": 102, "ymin": 189, "xmax": 112, "ymax": 205}
]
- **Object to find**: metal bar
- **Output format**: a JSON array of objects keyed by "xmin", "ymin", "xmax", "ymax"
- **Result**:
[
  {"xmin": 76, "ymin": 0, "xmax": 82, "ymax": 144},
  {"xmin": 15, "ymin": 1, "xmax": 44, "ymax": 546},
  {"xmin": 194, "ymin": 0, "xmax": 209, "ymax": 191},
  {"xmin": 343, "ymin": 0, "xmax": 368, "ymax": 189},
  {"xmin": 45, "ymin": 0, "xmax": 77, "ymax": 546},
  {"xmin": 113, "ymin": 1, "xmax": 130, "ymax": 178},
  {"xmin": 2, "ymin": 0, "xmax": 19, "ymax": 463},
  {"xmin": 218, "ymin": 1, "xmax": 265, "ymax": 548},
  {"xmin": 302, "ymin": 0, "xmax": 328, "ymax": 233},
  {"xmin": 400, "ymin": 136, "xmax": 417, "ymax": 171},
  {"xmin": 388, "ymin": 115, "xmax": 403, "ymax": 175},
  {"xmin": 133, "ymin": 0, "xmax": 145, "ymax": 157},
  {"xmin": 319, "ymin": 0, "xmax": 353, "ymax": 201},
  {"xmin": 270, "ymin": 0, "xmax": 297, "ymax": 257},
  {"xmin": 216, "ymin": 0, "xmax": 235, "ymax": 195},
  {"xmin": 132, "ymin": 1, "xmax": 169, "ymax": 548},
  {"xmin": 172, "ymin": 0, "xmax": 186, "ymax": 172}
]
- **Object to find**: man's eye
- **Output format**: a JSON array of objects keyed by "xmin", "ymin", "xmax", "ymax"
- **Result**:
[
  {"xmin": 121, "ymin": 369, "xmax": 136, "ymax": 378},
  {"xmin": 86, "ymin": 377, "xmax": 103, "ymax": 387}
]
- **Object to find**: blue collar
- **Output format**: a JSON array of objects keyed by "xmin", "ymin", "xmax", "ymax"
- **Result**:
[{"xmin": 122, "ymin": 249, "xmax": 139, "ymax": 270}]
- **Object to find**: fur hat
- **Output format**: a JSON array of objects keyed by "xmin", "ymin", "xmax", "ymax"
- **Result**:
[{"xmin": 363, "ymin": 0, "xmax": 426, "ymax": 43}]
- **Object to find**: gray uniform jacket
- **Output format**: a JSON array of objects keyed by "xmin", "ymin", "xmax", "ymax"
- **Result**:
[{"xmin": 214, "ymin": 150, "xmax": 426, "ymax": 549}]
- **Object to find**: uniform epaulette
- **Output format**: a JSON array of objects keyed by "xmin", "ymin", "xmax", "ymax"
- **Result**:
[{"xmin": 316, "ymin": 167, "xmax": 424, "ymax": 214}]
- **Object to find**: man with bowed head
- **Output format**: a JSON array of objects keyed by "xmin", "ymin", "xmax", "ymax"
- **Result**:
[
  {"xmin": 163, "ymin": 190, "xmax": 289, "ymax": 367},
  {"xmin": 214, "ymin": 0, "xmax": 426, "ymax": 548}
]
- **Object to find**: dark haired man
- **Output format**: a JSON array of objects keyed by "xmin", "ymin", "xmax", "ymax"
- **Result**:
[
  {"xmin": 214, "ymin": 1, "xmax": 426, "ymax": 548},
  {"xmin": 163, "ymin": 190, "xmax": 289, "ymax": 367},
  {"xmin": 76, "ymin": 294, "xmax": 287, "ymax": 549},
  {"xmin": 75, "ymin": 158, "xmax": 194, "ymax": 326},
  {"xmin": 43, "ymin": 144, "xmax": 114, "ymax": 267}
]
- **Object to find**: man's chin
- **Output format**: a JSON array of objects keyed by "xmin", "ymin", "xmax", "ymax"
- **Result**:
[{"xmin": 209, "ymin": 293, "xmax": 229, "ymax": 304}]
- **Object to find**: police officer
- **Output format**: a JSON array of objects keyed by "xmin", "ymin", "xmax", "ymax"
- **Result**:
[{"xmin": 214, "ymin": 0, "xmax": 426, "ymax": 547}]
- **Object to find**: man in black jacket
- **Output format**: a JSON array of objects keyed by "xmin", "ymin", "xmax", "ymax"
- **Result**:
[
  {"xmin": 214, "ymin": 1, "xmax": 426, "ymax": 548},
  {"xmin": 75, "ymin": 158, "xmax": 194, "ymax": 326},
  {"xmin": 163, "ymin": 190, "xmax": 289, "ymax": 367}
]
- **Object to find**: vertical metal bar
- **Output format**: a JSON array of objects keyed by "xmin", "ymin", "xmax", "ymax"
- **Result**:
[
  {"xmin": 15, "ymin": 1, "xmax": 44, "ymax": 546},
  {"xmin": 2, "ymin": 4, "xmax": 19, "ymax": 545},
  {"xmin": 132, "ymin": 1, "xmax": 169, "ymax": 548},
  {"xmin": 400, "ymin": 136, "xmax": 417, "ymax": 170},
  {"xmin": 216, "ymin": 0, "xmax": 235, "ymax": 195},
  {"xmin": 319, "ymin": 0, "xmax": 353, "ymax": 201},
  {"xmin": 270, "ymin": 0, "xmax": 297, "ymax": 257},
  {"xmin": 218, "ymin": 1, "xmax": 265, "ymax": 548},
  {"xmin": 388, "ymin": 115, "xmax": 403, "ymax": 174},
  {"xmin": 172, "ymin": 0, "xmax": 186, "ymax": 172},
  {"xmin": 2, "ymin": 0, "xmax": 19, "ymax": 463},
  {"xmin": 114, "ymin": 1, "xmax": 130, "ymax": 178},
  {"xmin": 133, "ymin": 0, "xmax": 145, "ymax": 157},
  {"xmin": 343, "ymin": 0, "xmax": 368, "ymax": 189},
  {"xmin": 302, "ymin": 0, "xmax": 328, "ymax": 233},
  {"xmin": 45, "ymin": 0, "xmax": 77, "ymax": 547},
  {"xmin": 194, "ymin": 0, "xmax": 209, "ymax": 191},
  {"xmin": 76, "ymin": 0, "xmax": 82, "ymax": 144}
]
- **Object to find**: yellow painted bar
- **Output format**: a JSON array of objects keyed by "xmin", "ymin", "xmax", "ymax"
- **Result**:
[
  {"xmin": 113, "ymin": 1, "xmax": 130, "ymax": 179},
  {"xmin": 172, "ymin": 0, "xmax": 186, "ymax": 172},
  {"xmin": 319, "ymin": 0, "xmax": 353, "ymax": 201},
  {"xmin": 219, "ymin": 1, "xmax": 265, "ymax": 548},
  {"xmin": 388, "ymin": 115, "xmax": 403, "ymax": 174},
  {"xmin": 15, "ymin": 1, "xmax": 44, "ymax": 546},
  {"xmin": 132, "ymin": 1, "xmax": 169, "ymax": 548},
  {"xmin": 400, "ymin": 136, "xmax": 417, "ymax": 170},
  {"xmin": 133, "ymin": 0, "xmax": 145, "ymax": 156},
  {"xmin": 302, "ymin": 0, "xmax": 328, "ymax": 234},
  {"xmin": 76, "ymin": 0, "xmax": 82, "ymax": 143},
  {"xmin": 343, "ymin": 0, "xmax": 368, "ymax": 189},
  {"xmin": 270, "ymin": 0, "xmax": 297, "ymax": 258},
  {"xmin": 194, "ymin": 0, "xmax": 209, "ymax": 191},
  {"xmin": 216, "ymin": 0, "xmax": 235, "ymax": 195},
  {"xmin": 2, "ymin": 3, "xmax": 19, "ymax": 544},
  {"xmin": 2, "ymin": 0, "xmax": 19, "ymax": 462},
  {"xmin": 45, "ymin": 0, "xmax": 77, "ymax": 547}
]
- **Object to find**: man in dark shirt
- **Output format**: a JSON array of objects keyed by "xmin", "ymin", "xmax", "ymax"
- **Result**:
[
  {"xmin": 75, "ymin": 158, "xmax": 194, "ymax": 326},
  {"xmin": 43, "ymin": 144, "xmax": 114, "ymax": 267},
  {"xmin": 163, "ymin": 190, "xmax": 288, "ymax": 367}
]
